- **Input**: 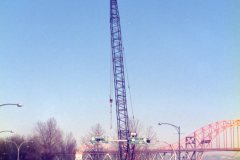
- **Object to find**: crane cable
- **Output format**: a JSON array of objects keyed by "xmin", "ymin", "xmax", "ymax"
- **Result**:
[
  {"xmin": 109, "ymin": 48, "xmax": 113, "ymax": 130},
  {"xmin": 123, "ymin": 48, "xmax": 136, "ymax": 133}
]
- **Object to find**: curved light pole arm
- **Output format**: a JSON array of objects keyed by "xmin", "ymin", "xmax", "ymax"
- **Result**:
[
  {"xmin": 158, "ymin": 123, "xmax": 180, "ymax": 132},
  {"xmin": 19, "ymin": 141, "xmax": 29, "ymax": 149},
  {"xmin": 0, "ymin": 130, "xmax": 14, "ymax": 134},
  {"xmin": 18, "ymin": 141, "xmax": 32, "ymax": 160},
  {"xmin": 5, "ymin": 140, "xmax": 18, "ymax": 150},
  {"xmin": 0, "ymin": 103, "xmax": 22, "ymax": 107}
]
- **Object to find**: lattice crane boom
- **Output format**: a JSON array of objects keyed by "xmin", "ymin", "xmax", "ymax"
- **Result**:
[{"xmin": 110, "ymin": 0, "xmax": 132, "ymax": 159}]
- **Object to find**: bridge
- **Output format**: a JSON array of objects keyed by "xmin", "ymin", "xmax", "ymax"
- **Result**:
[{"xmin": 79, "ymin": 119, "xmax": 240, "ymax": 160}]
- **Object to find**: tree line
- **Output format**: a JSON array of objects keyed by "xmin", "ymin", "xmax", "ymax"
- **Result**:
[
  {"xmin": 0, "ymin": 118, "xmax": 76, "ymax": 160},
  {"xmin": 0, "ymin": 118, "xmax": 158, "ymax": 160}
]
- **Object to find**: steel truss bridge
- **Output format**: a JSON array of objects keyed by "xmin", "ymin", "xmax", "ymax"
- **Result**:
[{"xmin": 81, "ymin": 120, "xmax": 240, "ymax": 160}]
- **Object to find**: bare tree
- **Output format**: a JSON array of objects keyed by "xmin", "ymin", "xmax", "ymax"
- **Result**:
[
  {"xmin": 1, "ymin": 135, "xmax": 31, "ymax": 160},
  {"xmin": 35, "ymin": 118, "xmax": 63, "ymax": 160},
  {"xmin": 24, "ymin": 135, "xmax": 42, "ymax": 160},
  {"xmin": 60, "ymin": 132, "xmax": 77, "ymax": 160},
  {"xmin": 81, "ymin": 123, "xmax": 105, "ymax": 150},
  {"xmin": 129, "ymin": 118, "xmax": 158, "ymax": 152},
  {"xmin": 91, "ymin": 123, "xmax": 105, "ymax": 137},
  {"xmin": 0, "ymin": 118, "xmax": 77, "ymax": 160},
  {"xmin": 1, "ymin": 135, "xmax": 20, "ymax": 160},
  {"xmin": 81, "ymin": 123, "xmax": 108, "ymax": 160}
]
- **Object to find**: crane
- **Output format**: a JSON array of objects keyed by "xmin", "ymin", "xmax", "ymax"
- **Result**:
[{"xmin": 110, "ymin": 0, "xmax": 135, "ymax": 159}]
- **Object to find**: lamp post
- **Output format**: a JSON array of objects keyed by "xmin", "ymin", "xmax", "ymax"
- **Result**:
[
  {"xmin": 6, "ymin": 140, "xmax": 32, "ymax": 160},
  {"xmin": 0, "ymin": 103, "xmax": 22, "ymax": 108},
  {"xmin": 158, "ymin": 122, "xmax": 181, "ymax": 160}
]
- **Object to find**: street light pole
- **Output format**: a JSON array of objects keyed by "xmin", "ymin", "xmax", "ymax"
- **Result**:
[
  {"xmin": 0, "ymin": 103, "xmax": 22, "ymax": 107},
  {"xmin": 158, "ymin": 122, "xmax": 181, "ymax": 160},
  {"xmin": 6, "ymin": 141, "xmax": 31, "ymax": 160}
]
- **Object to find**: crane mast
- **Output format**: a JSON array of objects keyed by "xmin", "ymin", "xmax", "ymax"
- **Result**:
[{"xmin": 110, "ymin": 0, "xmax": 131, "ymax": 159}]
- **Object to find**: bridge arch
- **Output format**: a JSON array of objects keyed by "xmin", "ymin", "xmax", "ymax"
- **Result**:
[
  {"xmin": 156, "ymin": 120, "xmax": 240, "ymax": 160},
  {"xmin": 184, "ymin": 119, "xmax": 240, "ymax": 150}
]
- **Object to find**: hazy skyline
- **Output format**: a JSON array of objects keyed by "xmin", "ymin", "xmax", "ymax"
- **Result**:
[{"xmin": 0, "ymin": 0, "xmax": 239, "ymax": 145}]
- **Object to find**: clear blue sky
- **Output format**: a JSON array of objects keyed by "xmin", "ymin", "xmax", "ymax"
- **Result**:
[{"xmin": 0, "ymin": 0, "xmax": 239, "ymax": 144}]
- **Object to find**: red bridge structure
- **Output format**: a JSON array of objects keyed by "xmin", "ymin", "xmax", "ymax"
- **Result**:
[
  {"xmin": 81, "ymin": 119, "xmax": 240, "ymax": 160},
  {"xmin": 150, "ymin": 119, "xmax": 240, "ymax": 160}
]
